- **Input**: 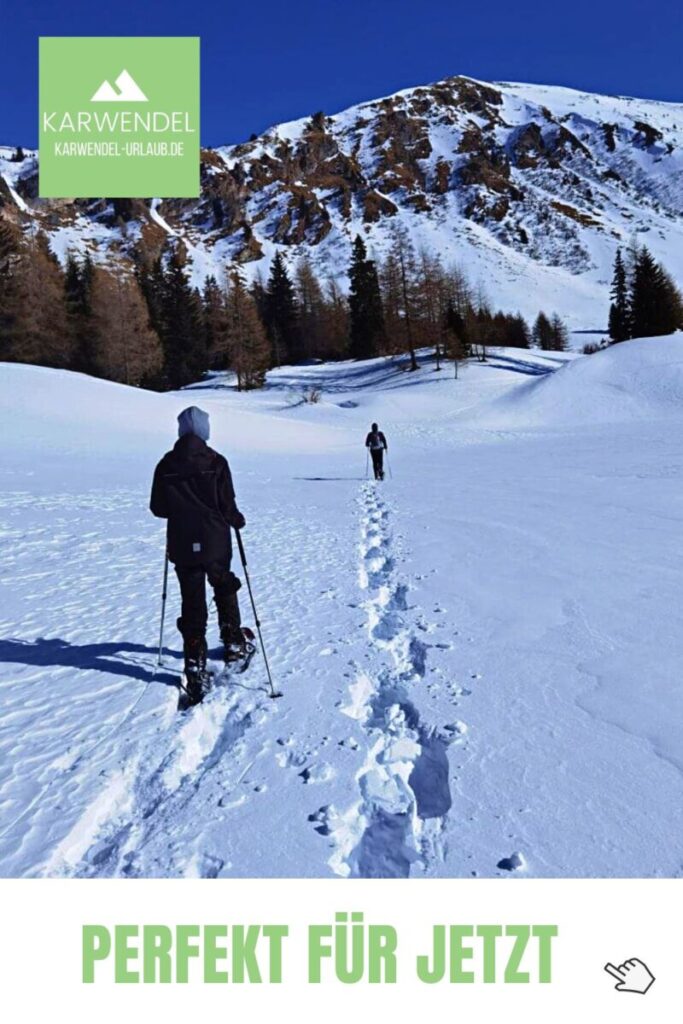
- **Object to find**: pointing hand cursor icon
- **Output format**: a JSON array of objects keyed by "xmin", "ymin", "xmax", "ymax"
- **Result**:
[{"xmin": 604, "ymin": 959, "xmax": 655, "ymax": 994}]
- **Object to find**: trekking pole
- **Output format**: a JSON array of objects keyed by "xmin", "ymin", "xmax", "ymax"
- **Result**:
[
  {"xmin": 365, "ymin": 450, "xmax": 369, "ymax": 479},
  {"xmin": 235, "ymin": 530, "xmax": 282, "ymax": 699},
  {"xmin": 157, "ymin": 549, "xmax": 169, "ymax": 666},
  {"xmin": 386, "ymin": 452, "xmax": 393, "ymax": 479}
]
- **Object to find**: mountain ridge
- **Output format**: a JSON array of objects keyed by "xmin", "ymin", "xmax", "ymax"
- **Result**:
[{"xmin": 3, "ymin": 74, "xmax": 683, "ymax": 331}]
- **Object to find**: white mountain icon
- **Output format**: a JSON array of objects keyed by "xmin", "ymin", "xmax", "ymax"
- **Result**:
[{"xmin": 91, "ymin": 70, "xmax": 148, "ymax": 103}]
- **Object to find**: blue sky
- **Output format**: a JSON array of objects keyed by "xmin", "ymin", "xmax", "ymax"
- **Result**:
[{"xmin": 3, "ymin": 0, "xmax": 682, "ymax": 147}]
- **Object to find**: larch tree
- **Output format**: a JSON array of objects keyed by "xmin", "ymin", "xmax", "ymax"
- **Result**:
[
  {"xmin": 89, "ymin": 266, "xmax": 163, "ymax": 385},
  {"xmin": 295, "ymin": 255, "xmax": 326, "ymax": 361},
  {"xmin": 203, "ymin": 275, "xmax": 231, "ymax": 370},
  {"xmin": 226, "ymin": 270, "xmax": 270, "ymax": 390},
  {"xmin": 0, "ymin": 226, "xmax": 71, "ymax": 368}
]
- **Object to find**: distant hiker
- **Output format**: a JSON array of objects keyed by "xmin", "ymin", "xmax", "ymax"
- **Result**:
[
  {"xmin": 150, "ymin": 406, "xmax": 247, "ymax": 701},
  {"xmin": 365, "ymin": 422, "xmax": 388, "ymax": 480}
]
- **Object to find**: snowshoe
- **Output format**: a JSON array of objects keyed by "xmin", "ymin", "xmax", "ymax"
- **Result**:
[{"xmin": 221, "ymin": 625, "xmax": 257, "ymax": 668}]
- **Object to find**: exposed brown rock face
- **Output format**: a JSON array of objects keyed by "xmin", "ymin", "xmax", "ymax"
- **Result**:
[
  {"xmin": 510, "ymin": 122, "xmax": 592, "ymax": 170},
  {"xmin": 363, "ymin": 189, "xmax": 399, "ymax": 222}
]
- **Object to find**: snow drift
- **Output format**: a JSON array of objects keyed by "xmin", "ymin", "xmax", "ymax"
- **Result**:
[{"xmin": 477, "ymin": 334, "xmax": 683, "ymax": 428}]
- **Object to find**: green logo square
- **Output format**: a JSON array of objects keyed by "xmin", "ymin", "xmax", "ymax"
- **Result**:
[{"xmin": 39, "ymin": 37, "xmax": 200, "ymax": 198}]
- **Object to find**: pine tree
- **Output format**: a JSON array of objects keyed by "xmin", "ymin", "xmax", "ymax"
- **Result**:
[
  {"xmin": 508, "ymin": 314, "xmax": 531, "ymax": 349},
  {"xmin": 532, "ymin": 311, "xmax": 553, "ymax": 350},
  {"xmin": 348, "ymin": 235, "xmax": 384, "ymax": 360},
  {"xmin": 444, "ymin": 302, "xmax": 468, "ymax": 375},
  {"xmin": 160, "ymin": 246, "xmax": 206, "ymax": 388},
  {"xmin": 549, "ymin": 313, "xmax": 569, "ymax": 351},
  {"xmin": 472, "ymin": 305, "xmax": 492, "ymax": 362},
  {"xmin": 608, "ymin": 249, "xmax": 631, "ymax": 343},
  {"xmin": 264, "ymin": 252, "xmax": 299, "ymax": 366},
  {"xmin": 630, "ymin": 246, "xmax": 683, "ymax": 338},
  {"xmin": 135, "ymin": 250, "xmax": 167, "ymax": 349}
]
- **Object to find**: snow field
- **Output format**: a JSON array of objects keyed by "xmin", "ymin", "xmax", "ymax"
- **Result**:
[{"xmin": 1, "ymin": 337, "xmax": 683, "ymax": 876}]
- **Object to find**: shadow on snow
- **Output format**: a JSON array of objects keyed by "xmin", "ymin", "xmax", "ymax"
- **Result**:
[{"xmin": 0, "ymin": 637, "xmax": 181, "ymax": 687}]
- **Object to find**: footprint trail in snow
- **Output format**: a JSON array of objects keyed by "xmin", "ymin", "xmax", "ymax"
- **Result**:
[{"xmin": 316, "ymin": 483, "xmax": 461, "ymax": 878}]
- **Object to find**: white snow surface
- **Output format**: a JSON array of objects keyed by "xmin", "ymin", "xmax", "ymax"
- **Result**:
[{"xmin": 1, "ymin": 337, "xmax": 683, "ymax": 877}]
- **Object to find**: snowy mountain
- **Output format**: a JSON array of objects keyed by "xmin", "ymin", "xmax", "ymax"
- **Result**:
[
  {"xmin": 3, "ymin": 75, "xmax": 683, "ymax": 330},
  {"xmin": 2, "ymin": 336, "xmax": 683, "ymax": 878}
]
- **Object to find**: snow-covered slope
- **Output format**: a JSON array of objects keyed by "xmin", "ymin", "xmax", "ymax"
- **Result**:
[
  {"xmin": 1, "ymin": 338, "xmax": 683, "ymax": 878},
  {"xmin": 479, "ymin": 333, "xmax": 683, "ymax": 426},
  {"xmin": 3, "ymin": 75, "xmax": 683, "ymax": 331}
]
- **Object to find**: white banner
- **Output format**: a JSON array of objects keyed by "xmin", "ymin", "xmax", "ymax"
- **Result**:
[{"xmin": 0, "ymin": 879, "xmax": 677, "ymax": 1021}]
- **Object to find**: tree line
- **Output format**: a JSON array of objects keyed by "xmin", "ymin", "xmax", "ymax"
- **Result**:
[{"xmin": 1, "ymin": 218, "xmax": 571, "ymax": 389}]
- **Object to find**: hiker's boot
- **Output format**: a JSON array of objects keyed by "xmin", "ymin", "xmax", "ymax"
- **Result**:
[{"xmin": 183, "ymin": 635, "xmax": 209, "ymax": 704}]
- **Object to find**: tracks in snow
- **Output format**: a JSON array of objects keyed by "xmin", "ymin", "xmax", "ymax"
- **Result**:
[
  {"xmin": 42, "ymin": 676, "xmax": 270, "ymax": 877},
  {"xmin": 316, "ymin": 483, "xmax": 457, "ymax": 878}
]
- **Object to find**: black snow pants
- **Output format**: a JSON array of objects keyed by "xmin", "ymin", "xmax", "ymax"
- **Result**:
[
  {"xmin": 370, "ymin": 448, "xmax": 384, "ymax": 480},
  {"xmin": 175, "ymin": 561, "xmax": 242, "ymax": 641}
]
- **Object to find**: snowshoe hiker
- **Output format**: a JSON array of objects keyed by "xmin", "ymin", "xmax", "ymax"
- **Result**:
[
  {"xmin": 365, "ymin": 422, "xmax": 388, "ymax": 480},
  {"xmin": 150, "ymin": 406, "xmax": 248, "ymax": 704}
]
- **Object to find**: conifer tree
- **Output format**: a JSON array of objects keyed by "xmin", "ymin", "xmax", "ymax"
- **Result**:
[
  {"xmin": 348, "ymin": 235, "xmax": 384, "ymax": 359},
  {"xmin": 608, "ymin": 249, "xmax": 631, "ymax": 343},
  {"xmin": 65, "ymin": 252, "xmax": 95, "ymax": 373},
  {"xmin": 508, "ymin": 314, "xmax": 531, "ymax": 349},
  {"xmin": 630, "ymin": 246, "xmax": 683, "ymax": 338},
  {"xmin": 296, "ymin": 255, "xmax": 326, "ymax": 361},
  {"xmin": 89, "ymin": 267, "xmax": 163, "ymax": 385},
  {"xmin": 0, "ymin": 227, "xmax": 71, "ymax": 368},
  {"xmin": 532, "ymin": 311, "xmax": 553, "ymax": 350},
  {"xmin": 203, "ymin": 275, "xmax": 231, "ymax": 370},
  {"xmin": 392, "ymin": 227, "xmax": 419, "ymax": 370},
  {"xmin": 264, "ymin": 251, "xmax": 299, "ymax": 366},
  {"xmin": 160, "ymin": 246, "xmax": 206, "ymax": 388},
  {"xmin": 549, "ymin": 313, "xmax": 569, "ymax": 351},
  {"xmin": 320, "ymin": 276, "xmax": 350, "ymax": 360},
  {"xmin": 444, "ymin": 302, "xmax": 468, "ymax": 375},
  {"xmin": 226, "ymin": 271, "xmax": 270, "ymax": 390}
]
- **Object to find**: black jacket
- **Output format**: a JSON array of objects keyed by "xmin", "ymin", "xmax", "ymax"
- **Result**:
[
  {"xmin": 150, "ymin": 434, "xmax": 244, "ymax": 566},
  {"xmin": 365, "ymin": 430, "xmax": 387, "ymax": 451}
]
